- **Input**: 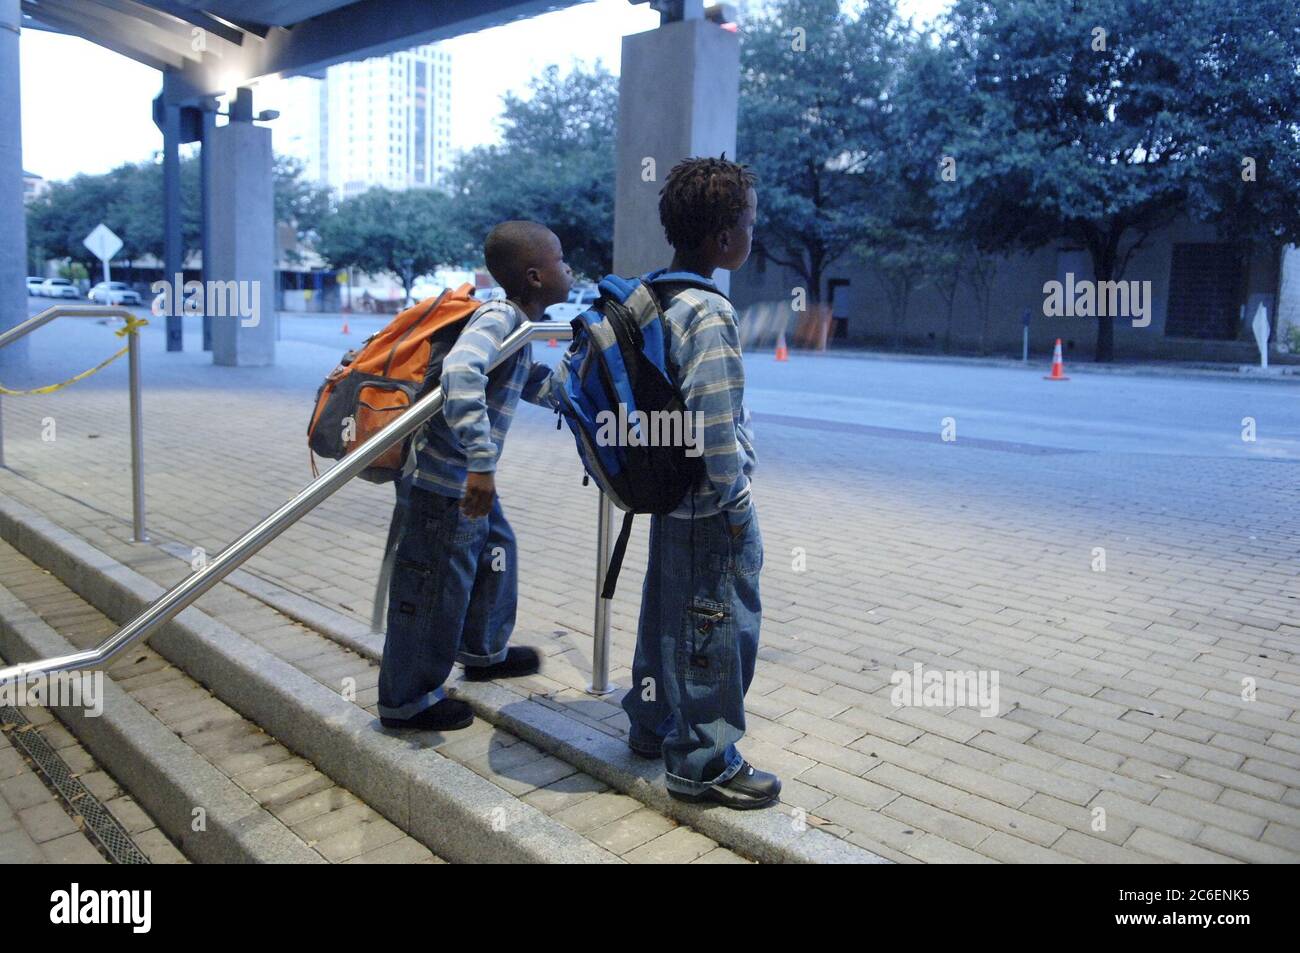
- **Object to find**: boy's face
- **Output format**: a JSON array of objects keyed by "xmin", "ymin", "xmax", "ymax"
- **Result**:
[
  {"xmin": 716, "ymin": 187, "xmax": 757, "ymax": 272},
  {"xmin": 526, "ymin": 231, "xmax": 574, "ymax": 307}
]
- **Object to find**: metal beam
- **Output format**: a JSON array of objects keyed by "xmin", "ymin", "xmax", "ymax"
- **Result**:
[
  {"xmin": 22, "ymin": 0, "xmax": 194, "ymax": 67},
  {"xmin": 20, "ymin": 1, "xmax": 183, "ymax": 70}
]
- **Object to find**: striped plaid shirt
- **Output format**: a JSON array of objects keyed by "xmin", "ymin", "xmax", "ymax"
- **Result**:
[
  {"xmin": 412, "ymin": 300, "xmax": 551, "ymax": 496},
  {"xmin": 656, "ymin": 276, "xmax": 756, "ymax": 526},
  {"xmin": 539, "ymin": 272, "xmax": 756, "ymax": 526}
]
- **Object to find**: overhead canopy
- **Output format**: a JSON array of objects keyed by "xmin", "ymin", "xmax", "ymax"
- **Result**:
[{"xmin": 20, "ymin": 0, "xmax": 584, "ymax": 100}]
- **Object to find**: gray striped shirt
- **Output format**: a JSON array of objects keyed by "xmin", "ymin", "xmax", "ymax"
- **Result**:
[{"xmin": 412, "ymin": 300, "xmax": 550, "ymax": 496}]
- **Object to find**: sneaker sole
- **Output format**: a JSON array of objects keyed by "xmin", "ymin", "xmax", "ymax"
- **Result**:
[
  {"xmin": 667, "ymin": 787, "xmax": 780, "ymax": 811},
  {"xmin": 380, "ymin": 712, "xmax": 475, "ymax": 731}
]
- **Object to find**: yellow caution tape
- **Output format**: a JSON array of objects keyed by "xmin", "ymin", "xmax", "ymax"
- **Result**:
[{"xmin": 0, "ymin": 316, "xmax": 150, "ymax": 397}]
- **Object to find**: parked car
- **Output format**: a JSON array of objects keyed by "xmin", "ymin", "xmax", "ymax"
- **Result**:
[
  {"xmin": 88, "ymin": 281, "xmax": 142, "ymax": 306},
  {"xmin": 544, "ymin": 284, "xmax": 599, "ymax": 323},
  {"xmin": 26, "ymin": 277, "xmax": 44, "ymax": 296},
  {"xmin": 40, "ymin": 278, "xmax": 80, "ymax": 299}
]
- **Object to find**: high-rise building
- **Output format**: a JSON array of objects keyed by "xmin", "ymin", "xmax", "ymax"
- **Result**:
[
  {"xmin": 325, "ymin": 43, "xmax": 454, "ymax": 197},
  {"xmin": 265, "ymin": 43, "xmax": 453, "ymax": 197}
]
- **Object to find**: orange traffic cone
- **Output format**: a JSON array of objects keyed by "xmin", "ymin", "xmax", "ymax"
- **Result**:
[
  {"xmin": 1044, "ymin": 338, "xmax": 1069, "ymax": 380},
  {"xmin": 548, "ymin": 337, "xmax": 558, "ymax": 347},
  {"xmin": 775, "ymin": 332, "xmax": 789, "ymax": 362},
  {"xmin": 341, "ymin": 322, "xmax": 350, "ymax": 335}
]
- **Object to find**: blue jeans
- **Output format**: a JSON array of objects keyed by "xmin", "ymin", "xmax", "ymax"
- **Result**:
[
  {"xmin": 377, "ymin": 478, "xmax": 518, "ymax": 720},
  {"xmin": 622, "ymin": 507, "xmax": 763, "ymax": 794}
]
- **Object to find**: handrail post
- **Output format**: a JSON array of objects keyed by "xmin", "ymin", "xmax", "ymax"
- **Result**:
[
  {"xmin": 127, "ymin": 322, "xmax": 147, "ymax": 542},
  {"xmin": 587, "ymin": 491, "xmax": 616, "ymax": 696}
]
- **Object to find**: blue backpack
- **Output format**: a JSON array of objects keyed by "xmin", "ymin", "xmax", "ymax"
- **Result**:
[{"xmin": 553, "ymin": 271, "xmax": 723, "ymax": 598}]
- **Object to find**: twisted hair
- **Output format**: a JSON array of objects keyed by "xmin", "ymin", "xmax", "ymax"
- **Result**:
[{"xmin": 658, "ymin": 154, "xmax": 757, "ymax": 252}]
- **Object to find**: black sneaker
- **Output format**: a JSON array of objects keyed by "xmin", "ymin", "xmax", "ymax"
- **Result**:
[
  {"xmin": 380, "ymin": 698, "xmax": 474, "ymax": 731},
  {"xmin": 628, "ymin": 741, "xmax": 663, "ymax": 760},
  {"xmin": 463, "ymin": 647, "xmax": 541, "ymax": 681},
  {"xmin": 668, "ymin": 762, "xmax": 781, "ymax": 810}
]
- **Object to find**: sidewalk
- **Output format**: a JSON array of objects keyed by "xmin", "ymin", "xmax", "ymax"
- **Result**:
[
  {"xmin": 0, "ymin": 317, "xmax": 1296, "ymax": 863},
  {"xmin": 803, "ymin": 344, "xmax": 1300, "ymax": 383}
]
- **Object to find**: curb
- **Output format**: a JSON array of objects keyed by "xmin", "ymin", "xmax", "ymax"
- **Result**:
[
  {"xmin": 799, "ymin": 346, "xmax": 1300, "ymax": 384},
  {"xmin": 204, "ymin": 550, "xmax": 888, "ymax": 864},
  {"xmin": 0, "ymin": 497, "xmax": 619, "ymax": 865},
  {"xmin": 0, "ymin": 582, "xmax": 324, "ymax": 864}
]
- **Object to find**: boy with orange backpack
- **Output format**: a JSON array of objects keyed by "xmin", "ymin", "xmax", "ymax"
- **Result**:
[{"xmin": 377, "ymin": 220, "xmax": 572, "ymax": 731}]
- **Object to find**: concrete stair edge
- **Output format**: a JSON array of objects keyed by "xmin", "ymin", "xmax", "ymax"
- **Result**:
[{"xmin": 0, "ymin": 495, "xmax": 619, "ymax": 865}]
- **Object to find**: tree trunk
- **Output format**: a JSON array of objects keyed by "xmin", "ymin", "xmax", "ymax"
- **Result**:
[{"xmin": 1091, "ymin": 233, "xmax": 1120, "ymax": 363}]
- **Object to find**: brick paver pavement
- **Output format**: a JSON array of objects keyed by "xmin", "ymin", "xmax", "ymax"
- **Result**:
[{"xmin": 0, "ymin": 319, "xmax": 1296, "ymax": 863}]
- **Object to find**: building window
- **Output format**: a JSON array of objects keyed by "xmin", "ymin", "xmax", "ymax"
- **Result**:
[{"xmin": 1165, "ymin": 243, "xmax": 1246, "ymax": 340}]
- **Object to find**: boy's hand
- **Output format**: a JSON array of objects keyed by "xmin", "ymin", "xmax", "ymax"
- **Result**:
[{"xmin": 462, "ymin": 472, "xmax": 495, "ymax": 518}]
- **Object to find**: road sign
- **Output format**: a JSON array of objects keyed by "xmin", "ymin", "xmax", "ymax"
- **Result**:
[{"xmin": 83, "ymin": 224, "xmax": 123, "ymax": 263}]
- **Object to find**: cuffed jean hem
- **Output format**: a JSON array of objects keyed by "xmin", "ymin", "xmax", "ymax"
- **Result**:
[
  {"xmin": 377, "ymin": 685, "xmax": 447, "ymax": 721},
  {"xmin": 664, "ymin": 751, "xmax": 745, "ymax": 795},
  {"xmin": 457, "ymin": 645, "xmax": 510, "ymax": 667},
  {"xmin": 626, "ymin": 732, "xmax": 663, "ymax": 756}
]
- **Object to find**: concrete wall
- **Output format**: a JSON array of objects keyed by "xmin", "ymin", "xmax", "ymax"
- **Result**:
[{"xmin": 732, "ymin": 219, "xmax": 1289, "ymax": 362}]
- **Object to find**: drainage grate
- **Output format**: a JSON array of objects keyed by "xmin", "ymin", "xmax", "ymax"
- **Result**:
[{"xmin": 0, "ymin": 705, "xmax": 151, "ymax": 864}]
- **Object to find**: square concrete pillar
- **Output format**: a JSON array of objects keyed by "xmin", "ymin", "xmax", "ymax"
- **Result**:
[
  {"xmin": 208, "ymin": 119, "xmax": 276, "ymax": 366},
  {"xmin": 613, "ymin": 18, "xmax": 740, "ymax": 293},
  {"xmin": 1, "ymin": 0, "xmax": 29, "ymax": 367}
]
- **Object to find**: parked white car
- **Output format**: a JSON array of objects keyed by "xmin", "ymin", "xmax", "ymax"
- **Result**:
[
  {"xmin": 544, "ymin": 284, "xmax": 599, "ymax": 323},
  {"xmin": 88, "ymin": 281, "xmax": 142, "ymax": 306},
  {"xmin": 40, "ymin": 278, "xmax": 80, "ymax": 299},
  {"xmin": 26, "ymin": 277, "xmax": 44, "ymax": 296}
]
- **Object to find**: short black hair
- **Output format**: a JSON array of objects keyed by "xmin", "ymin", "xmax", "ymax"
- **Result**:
[
  {"xmin": 658, "ymin": 155, "xmax": 757, "ymax": 251},
  {"xmin": 484, "ymin": 220, "xmax": 554, "ymax": 297}
]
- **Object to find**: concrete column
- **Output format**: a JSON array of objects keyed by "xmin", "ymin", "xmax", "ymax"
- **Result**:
[
  {"xmin": 208, "ymin": 113, "xmax": 276, "ymax": 366},
  {"xmin": 0, "ymin": 0, "xmax": 28, "ymax": 367},
  {"xmin": 200, "ymin": 105, "xmax": 216, "ymax": 352},
  {"xmin": 613, "ymin": 17, "xmax": 740, "ymax": 293},
  {"xmin": 161, "ymin": 94, "xmax": 183, "ymax": 352}
]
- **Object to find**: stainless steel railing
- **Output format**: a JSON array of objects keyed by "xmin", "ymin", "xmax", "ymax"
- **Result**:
[
  {"xmin": 0, "ymin": 305, "xmax": 147, "ymax": 542},
  {"xmin": 0, "ymin": 319, "xmax": 619, "ymax": 696}
]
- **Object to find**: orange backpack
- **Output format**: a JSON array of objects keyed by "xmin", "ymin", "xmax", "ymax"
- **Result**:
[{"xmin": 307, "ymin": 284, "xmax": 484, "ymax": 483}]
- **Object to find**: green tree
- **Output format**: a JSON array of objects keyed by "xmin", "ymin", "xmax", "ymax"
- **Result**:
[
  {"xmin": 316, "ymin": 187, "xmax": 467, "ymax": 301},
  {"xmin": 27, "ymin": 151, "xmax": 322, "ymax": 272},
  {"xmin": 449, "ymin": 62, "xmax": 617, "ymax": 278},
  {"xmin": 274, "ymin": 154, "xmax": 332, "ymax": 263},
  {"xmin": 738, "ymin": 0, "xmax": 907, "ymax": 304},
  {"xmin": 938, "ymin": 0, "xmax": 1300, "ymax": 361}
]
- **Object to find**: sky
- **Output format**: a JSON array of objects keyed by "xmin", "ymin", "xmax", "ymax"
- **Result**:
[{"xmin": 19, "ymin": 0, "xmax": 951, "ymax": 184}]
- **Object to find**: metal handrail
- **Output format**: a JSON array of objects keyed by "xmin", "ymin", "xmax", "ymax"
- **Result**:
[
  {"xmin": 0, "ymin": 305, "xmax": 147, "ymax": 542},
  {"xmin": 0, "ymin": 320, "xmax": 617, "ymax": 696}
]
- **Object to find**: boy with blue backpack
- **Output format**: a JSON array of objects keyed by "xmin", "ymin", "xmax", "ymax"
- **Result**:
[
  {"xmin": 547, "ymin": 156, "xmax": 778, "ymax": 809},
  {"xmin": 377, "ymin": 220, "xmax": 573, "ymax": 732}
]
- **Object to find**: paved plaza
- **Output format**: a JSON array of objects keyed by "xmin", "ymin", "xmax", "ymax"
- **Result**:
[{"xmin": 0, "ymin": 306, "xmax": 1297, "ymax": 863}]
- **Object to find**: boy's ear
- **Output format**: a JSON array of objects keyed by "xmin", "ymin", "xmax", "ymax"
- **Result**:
[{"xmin": 525, "ymin": 266, "xmax": 543, "ymax": 289}]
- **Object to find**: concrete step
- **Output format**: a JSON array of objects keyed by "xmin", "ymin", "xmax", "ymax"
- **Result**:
[
  {"xmin": 0, "ymin": 542, "xmax": 438, "ymax": 863},
  {"xmin": 1, "ymin": 686, "xmax": 184, "ymax": 864},
  {"xmin": 0, "ymin": 499, "xmax": 749, "ymax": 864}
]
